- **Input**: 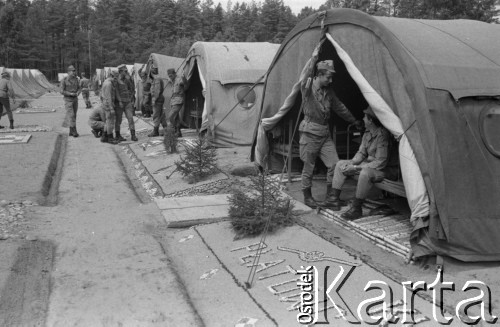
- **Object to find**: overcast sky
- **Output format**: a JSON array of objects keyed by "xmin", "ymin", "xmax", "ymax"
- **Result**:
[{"xmin": 216, "ymin": 0, "xmax": 326, "ymax": 14}]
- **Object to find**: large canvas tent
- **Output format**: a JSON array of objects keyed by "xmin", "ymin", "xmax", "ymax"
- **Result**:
[
  {"xmin": 31, "ymin": 69, "xmax": 57, "ymax": 91},
  {"xmin": 252, "ymin": 9, "xmax": 500, "ymax": 262},
  {"xmin": 6, "ymin": 68, "xmax": 42, "ymax": 98},
  {"xmin": 144, "ymin": 53, "xmax": 184, "ymax": 115},
  {"xmin": 181, "ymin": 42, "xmax": 280, "ymax": 147}
]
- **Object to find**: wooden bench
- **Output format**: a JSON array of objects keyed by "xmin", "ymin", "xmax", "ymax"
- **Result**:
[
  {"xmin": 353, "ymin": 174, "xmax": 407, "ymax": 198},
  {"xmin": 374, "ymin": 179, "xmax": 406, "ymax": 198}
]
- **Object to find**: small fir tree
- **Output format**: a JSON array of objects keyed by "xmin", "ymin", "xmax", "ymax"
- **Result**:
[
  {"xmin": 174, "ymin": 135, "xmax": 218, "ymax": 183},
  {"xmin": 229, "ymin": 170, "xmax": 295, "ymax": 238}
]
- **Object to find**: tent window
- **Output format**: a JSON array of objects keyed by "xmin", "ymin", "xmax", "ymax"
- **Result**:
[
  {"xmin": 480, "ymin": 105, "xmax": 500, "ymax": 158},
  {"xmin": 236, "ymin": 86, "xmax": 256, "ymax": 109}
]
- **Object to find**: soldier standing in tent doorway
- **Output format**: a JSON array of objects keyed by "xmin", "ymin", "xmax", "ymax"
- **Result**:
[
  {"xmin": 0, "ymin": 71, "xmax": 15, "ymax": 129},
  {"xmin": 80, "ymin": 72, "xmax": 92, "ymax": 109},
  {"xmin": 148, "ymin": 67, "xmax": 167, "ymax": 137},
  {"xmin": 61, "ymin": 65, "xmax": 82, "ymax": 137},
  {"xmin": 140, "ymin": 69, "xmax": 152, "ymax": 118},
  {"xmin": 167, "ymin": 68, "xmax": 185, "ymax": 137},
  {"xmin": 100, "ymin": 70, "xmax": 120, "ymax": 144},
  {"xmin": 298, "ymin": 51, "xmax": 362, "ymax": 208},
  {"xmin": 116, "ymin": 64, "xmax": 137, "ymax": 141}
]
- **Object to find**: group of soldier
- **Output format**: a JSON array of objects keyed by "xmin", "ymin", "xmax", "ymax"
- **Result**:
[{"xmin": 60, "ymin": 63, "xmax": 185, "ymax": 145}]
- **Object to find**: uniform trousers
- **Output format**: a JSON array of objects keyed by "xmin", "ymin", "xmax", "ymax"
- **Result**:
[
  {"xmin": 152, "ymin": 102, "xmax": 167, "ymax": 128},
  {"xmin": 115, "ymin": 101, "xmax": 135, "ymax": 132},
  {"xmin": 332, "ymin": 160, "xmax": 392, "ymax": 199},
  {"xmin": 0, "ymin": 97, "xmax": 13, "ymax": 121},
  {"xmin": 299, "ymin": 131, "xmax": 339, "ymax": 189},
  {"xmin": 63, "ymin": 96, "xmax": 78, "ymax": 128}
]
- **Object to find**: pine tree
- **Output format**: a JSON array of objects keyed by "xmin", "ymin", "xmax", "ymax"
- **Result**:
[
  {"xmin": 174, "ymin": 135, "xmax": 218, "ymax": 184},
  {"xmin": 229, "ymin": 171, "xmax": 295, "ymax": 238}
]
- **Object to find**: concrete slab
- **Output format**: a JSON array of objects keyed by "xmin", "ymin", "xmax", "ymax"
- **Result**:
[
  {"xmin": 165, "ymin": 228, "xmax": 276, "ymax": 326},
  {"xmin": 155, "ymin": 194, "xmax": 230, "ymax": 210},
  {"xmin": 161, "ymin": 206, "xmax": 229, "ymax": 225},
  {"xmin": 127, "ymin": 139, "xmax": 228, "ymax": 196},
  {"xmin": 0, "ymin": 134, "xmax": 31, "ymax": 144},
  {"xmin": 188, "ymin": 222, "xmax": 464, "ymax": 326}
]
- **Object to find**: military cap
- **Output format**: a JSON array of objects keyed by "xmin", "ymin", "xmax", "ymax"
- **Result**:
[
  {"xmin": 117, "ymin": 64, "xmax": 127, "ymax": 71},
  {"xmin": 167, "ymin": 68, "xmax": 176, "ymax": 75},
  {"xmin": 1, "ymin": 71, "xmax": 10, "ymax": 78},
  {"xmin": 150, "ymin": 66, "xmax": 159, "ymax": 73},
  {"xmin": 316, "ymin": 60, "xmax": 335, "ymax": 73},
  {"xmin": 363, "ymin": 106, "xmax": 376, "ymax": 118},
  {"xmin": 68, "ymin": 65, "xmax": 76, "ymax": 71},
  {"xmin": 110, "ymin": 69, "xmax": 119, "ymax": 77}
]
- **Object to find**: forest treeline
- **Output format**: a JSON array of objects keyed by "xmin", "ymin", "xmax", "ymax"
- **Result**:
[{"xmin": 0, "ymin": 0, "xmax": 498, "ymax": 80}]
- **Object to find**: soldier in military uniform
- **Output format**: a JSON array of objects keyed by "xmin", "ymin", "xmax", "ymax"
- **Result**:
[
  {"xmin": 88, "ymin": 106, "xmax": 106, "ymax": 138},
  {"xmin": 80, "ymin": 72, "xmax": 92, "ymax": 109},
  {"xmin": 60, "ymin": 65, "xmax": 82, "ymax": 137},
  {"xmin": 116, "ymin": 64, "xmax": 137, "ymax": 141},
  {"xmin": 140, "ymin": 70, "xmax": 152, "ymax": 118},
  {"xmin": 329, "ymin": 106, "xmax": 396, "ymax": 220},
  {"xmin": 99, "ymin": 71, "xmax": 120, "ymax": 144},
  {"xmin": 167, "ymin": 68, "xmax": 185, "ymax": 137},
  {"xmin": 298, "ymin": 53, "xmax": 362, "ymax": 208},
  {"xmin": 148, "ymin": 67, "xmax": 167, "ymax": 137},
  {"xmin": 0, "ymin": 71, "xmax": 15, "ymax": 129}
]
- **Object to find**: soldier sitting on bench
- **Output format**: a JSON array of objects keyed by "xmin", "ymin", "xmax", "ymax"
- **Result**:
[{"xmin": 323, "ymin": 106, "xmax": 398, "ymax": 220}]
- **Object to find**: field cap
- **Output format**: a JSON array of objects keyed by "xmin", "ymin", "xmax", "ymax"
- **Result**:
[
  {"xmin": 316, "ymin": 60, "xmax": 335, "ymax": 73},
  {"xmin": 363, "ymin": 106, "xmax": 376, "ymax": 118}
]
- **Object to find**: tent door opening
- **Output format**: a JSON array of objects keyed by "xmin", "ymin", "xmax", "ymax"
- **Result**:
[{"xmin": 183, "ymin": 62, "xmax": 204, "ymax": 131}]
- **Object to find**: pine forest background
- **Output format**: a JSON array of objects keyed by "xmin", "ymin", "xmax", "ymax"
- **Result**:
[{"xmin": 0, "ymin": 0, "xmax": 499, "ymax": 81}]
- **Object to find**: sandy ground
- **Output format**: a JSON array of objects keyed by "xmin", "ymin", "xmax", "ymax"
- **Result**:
[{"xmin": 0, "ymin": 94, "xmax": 202, "ymax": 326}]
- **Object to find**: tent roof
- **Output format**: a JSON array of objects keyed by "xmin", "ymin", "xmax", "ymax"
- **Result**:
[
  {"xmin": 282, "ymin": 9, "xmax": 500, "ymax": 99},
  {"xmin": 148, "ymin": 54, "xmax": 184, "ymax": 80},
  {"xmin": 187, "ymin": 42, "xmax": 280, "ymax": 84},
  {"xmin": 132, "ymin": 63, "xmax": 145, "ymax": 75}
]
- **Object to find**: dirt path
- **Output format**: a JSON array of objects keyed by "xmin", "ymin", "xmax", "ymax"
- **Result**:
[{"xmin": 27, "ymin": 106, "xmax": 203, "ymax": 326}]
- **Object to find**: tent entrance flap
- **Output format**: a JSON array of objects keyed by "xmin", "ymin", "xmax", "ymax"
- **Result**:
[
  {"xmin": 325, "ymin": 32, "xmax": 430, "ymax": 221},
  {"xmin": 183, "ymin": 61, "xmax": 205, "ymax": 131}
]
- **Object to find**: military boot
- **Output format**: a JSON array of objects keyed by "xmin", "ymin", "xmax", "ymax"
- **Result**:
[
  {"xmin": 130, "ymin": 129, "xmax": 138, "ymax": 142},
  {"xmin": 9, "ymin": 120, "xmax": 14, "ymax": 129},
  {"xmin": 341, "ymin": 198, "xmax": 364, "ymax": 220},
  {"xmin": 100, "ymin": 132, "xmax": 108, "ymax": 143},
  {"xmin": 115, "ymin": 131, "xmax": 126, "ymax": 142},
  {"xmin": 148, "ymin": 126, "xmax": 159, "ymax": 137},
  {"xmin": 73, "ymin": 126, "xmax": 79, "ymax": 137},
  {"xmin": 302, "ymin": 187, "xmax": 317, "ymax": 209},
  {"xmin": 91, "ymin": 128, "xmax": 100, "ymax": 138},
  {"xmin": 318, "ymin": 185, "xmax": 344, "ymax": 211}
]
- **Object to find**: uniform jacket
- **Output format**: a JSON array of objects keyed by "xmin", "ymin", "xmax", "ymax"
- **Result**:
[
  {"xmin": 0, "ymin": 78, "xmax": 14, "ymax": 98},
  {"xmin": 352, "ymin": 127, "xmax": 390, "ymax": 170},
  {"xmin": 151, "ymin": 75, "xmax": 164, "ymax": 104},
  {"xmin": 299, "ymin": 77, "xmax": 356, "ymax": 137},
  {"xmin": 61, "ymin": 75, "xmax": 81, "ymax": 97},
  {"xmin": 101, "ymin": 78, "xmax": 119, "ymax": 109},
  {"xmin": 170, "ymin": 75, "xmax": 185, "ymax": 105},
  {"xmin": 80, "ymin": 77, "xmax": 90, "ymax": 91},
  {"xmin": 88, "ymin": 107, "xmax": 105, "ymax": 123}
]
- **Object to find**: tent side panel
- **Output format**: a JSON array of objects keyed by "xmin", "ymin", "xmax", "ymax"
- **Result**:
[
  {"xmin": 210, "ymin": 82, "xmax": 263, "ymax": 146},
  {"xmin": 427, "ymin": 91, "xmax": 500, "ymax": 218}
]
